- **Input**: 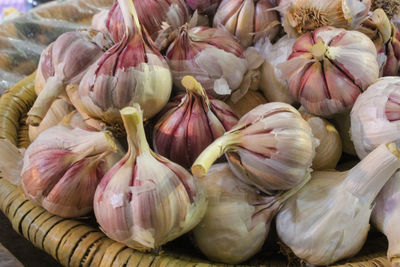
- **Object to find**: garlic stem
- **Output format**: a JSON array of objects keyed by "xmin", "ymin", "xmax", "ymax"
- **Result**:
[
  {"xmin": 117, "ymin": 0, "xmax": 142, "ymax": 35},
  {"xmin": 311, "ymin": 41, "xmax": 327, "ymax": 61},
  {"xmin": 191, "ymin": 133, "xmax": 239, "ymax": 177},
  {"xmin": 182, "ymin": 75, "xmax": 209, "ymax": 102},
  {"xmin": 343, "ymin": 143, "xmax": 400, "ymax": 204},
  {"xmin": 27, "ymin": 76, "xmax": 64, "ymax": 126},
  {"xmin": 120, "ymin": 106, "xmax": 150, "ymax": 154}
]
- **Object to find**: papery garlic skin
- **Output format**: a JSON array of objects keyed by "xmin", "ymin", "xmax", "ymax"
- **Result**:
[
  {"xmin": 226, "ymin": 89, "xmax": 267, "ymax": 117},
  {"xmin": 192, "ymin": 102, "xmax": 316, "ymax": 194},
  {"xmin": 79, "ymin": 0, "xmax": 172, "ymax": 124},
  {"xmin": 193, "ymin": 163, "xmax": 281, "ymax": 264},
  {"xmin": 21, "ymin": 125, "xmax": 118, "ymax": 218},
  {"xmin": 279, "ymin": 26, "xmax": 379, "ymax": 117},
  {"xmin": 106, "ymin": 0, "xmax": 190, "ymax": 43},
  {"xmin": 94, "ymin": 106, "xmax": 207, "ymax": 251},
  {"xmin": 166, "ymin": 25, "xmax": 248, "ymax": 99},
  {"xmin": 372, "ymin": 171, "xmax": 400, "ymax": 266},
  {"xmin": 213, "ymin": 0, "xmax": 280, "ymax": 48},
  {"xmin": 280, "ymin": 0, "xmax": 371, "ymax": 37},
  {"xmin": 27, "ymin": 30, "xmax": 113, "ymax": 126},
  {"xmin": 153, "ymin": 76, "xmax": 238, "ymax": 168},
  {"xmin": 351, "ymin": 77, "xmax": 400, "ymax": 159},
  {"xmin": 29, "ymin": 99, "xmax": 74, "ymax": 141},
  {"xmin": 92, "ymin": 10, "xmax": 110, "ymax": 33},
  {"xmin": 300, "ymin": 108, "xmax": 342, "ymax": 170},
  {"xmin": 276, "ymin": 143, "xmax": 400, "ymax": 266},
  {"xmin": 257, "ymin": 35, "xmax": 297, "ymax": 104}
]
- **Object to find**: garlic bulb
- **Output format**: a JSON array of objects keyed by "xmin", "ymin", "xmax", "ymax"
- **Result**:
[
  {"xmin": 94, "ymin": 105, "xmax": 207, "ymax": 251},
  {"xmin": 351, "ymin": 77, "xmax": 400, "ymax": 159},
  {"xmin": 193, "ymin": 163, "xmax": 310, "ymax": 264},
  {"xmin": 226, "ymin": 89, "xmax": 267, "ymax": 117},
  {"xmin": 358, "ymin": 9, "xmax": 400, "ymax": 76},
  {"xmin": 257, "ymin": 35, "xmax": 297, "ymax": 104},
  {"xmin": 372, "ymin": 171, "xmax": 400, "ymax": 266},
  {"xmin": 166, "ymin": 25, "xmax": 248, "ymax": 99},
  {"xmin": 276, "ymin": 143, "xmax": 400, "ymax": 266},
  {"xmin": 186, "ymin": 0, "xmax": 221, "ymax": 15},
  {"xmin": 27, "ymin": 29, "xmax": 113, "ymax": 126},
  {"xmin": 279, "ymin": 0, "xmax": 372, "ymax": 37},
  {"xmin": 79, "ymin": 0, "xmax": 172, "ymax": 125},
  {"xmin": 153, "ymin": 76, "xmax": 238, "ymax": 169},
  {"xmin": 29, "ymin": 99, "xmax": 74, "ymax": 141},
  {"xmin": 21, "ymin": 125, "xmax": 119, "ymax": 218},
  {"xmin": 192, "ymin": 102, "xmax": 316, "ymax": 194},
  {"xmin": 106, "ymin": 0, "xmax": 190, "ymax": 43},
  {"xmin": 213, "ymin": 0, "xmax": 280, "ymax": 48},
  {"xmin": 299, "ymin": 108, "xmax": 342, "ymax": 170},
  {"xmin": 279, "ymin": 26, "xmax": 379, "ymax": 117}
]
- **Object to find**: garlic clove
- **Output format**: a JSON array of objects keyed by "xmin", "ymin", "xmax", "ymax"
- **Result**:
[
  {"xmin": 258, "ymin": 35, "xmax": 297, "ymax": 104},
  {"xmin": 299, "ymin": 108, "xmax": 342, "ymax": 170},
  {"xmin": 226, "ymin": 90, "xmax": 267, "ymax": 117},
  {"xmin": 41, "ymin": 155, "xmax": 105, "ymax": 218},
  {"xmin": 277, "ymin": 142, "xmax": 400, "ymax": 266},
  {"xmin": 185, "ymin": 0, "xmax": 222, "ymax": 15},
  {"xmin": 358, "ymin": 9, "xmax": 400, "ymax": 76},
  {"xmin": 94, "ymin": 105, "xmax": 207, "ymax": 250},
  {"xmin": 236, "ymin": 0, "xmax": 255, "ymax": 48},
  {"xmin": 28, "ymin": 99, "xmax": 74, "ymax": 142},
  {"xmin": 192, "ymin": 102, "xmax": 316, "ymax": 194},
  {"xmin": 323, "ymin": 58, "xmax": 362, "ymax": 108},
  {"xmin": 214, "ymin": 0, "xmax": 280, "ymax": 48}
]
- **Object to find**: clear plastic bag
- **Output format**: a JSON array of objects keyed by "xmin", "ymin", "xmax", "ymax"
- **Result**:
[{"xmin": 0, "ymin": 0, "xmax": 112, "ymax": 93}]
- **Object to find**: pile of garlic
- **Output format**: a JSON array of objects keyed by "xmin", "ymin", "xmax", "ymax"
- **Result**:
[{"xmin": 2, "ymin": 0, "xmax": 400, "ymax": 266}]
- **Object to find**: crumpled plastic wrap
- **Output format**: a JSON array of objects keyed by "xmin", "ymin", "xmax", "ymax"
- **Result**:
[
  {"xmin": 0, "ymin": 0, "xmax": 113, "ymax": 94},
  {"xmin": 0, "ymin": 243, "xmax": 23, "ymax": 267}
]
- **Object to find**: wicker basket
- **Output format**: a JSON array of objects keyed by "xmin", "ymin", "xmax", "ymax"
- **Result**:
[
  {"xmin": 0, "ymin": 0, "xmax": 394, "ymax": 266},
  {"xmin": 0, "ymin": 73, "xmax": 393, "ymax": 267}
]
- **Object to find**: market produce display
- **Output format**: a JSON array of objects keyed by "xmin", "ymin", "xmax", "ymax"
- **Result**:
[{"xmin": 1, "ymin": 0, "xmax": 400, "ymax": 266}]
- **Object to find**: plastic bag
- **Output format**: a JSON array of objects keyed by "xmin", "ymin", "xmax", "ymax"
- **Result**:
[{"xmin": 0, "ymin": 0, "xmax": 113, "ymax": 94}]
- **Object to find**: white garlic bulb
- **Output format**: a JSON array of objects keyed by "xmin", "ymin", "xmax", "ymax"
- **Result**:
[
  {"xmin": 193, "ymin": 163, "xmax": 310, "ymax": 264},
  {"xmin": 276, "ymin": 143, "xmax": 400, "ymax": 266},
  {"xmin": 351, "ymin": 77, "xmax": 400, "ymax": 159},
  {"xmin": 372, "ymin": 171, "xmax": 400, "ymax": 266}
]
